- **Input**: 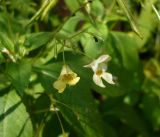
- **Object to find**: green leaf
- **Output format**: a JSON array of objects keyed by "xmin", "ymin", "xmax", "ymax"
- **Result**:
[
  {"xmin": 55, "ymin": 83, "xmax": 105, "ymax": 137},
  {"xmin": 0, "ymin": 90, "xmax": 33, "ymax": 137},
  {"xmin": 58, "ymin": 15, "xmax": 83, "ymax": 38},
  {"xmin": 142, "ymin": 95, "xmax": 160, "ymax": 129},
  {"xmin": 0, "ymin": 14, "xmax": 11, "ymax": 34},
  {"xmin": 81, "ymin": 33, "xmax": 100, "ymax": 58},
  {"xmin": 91, "ymin": 0, "xmax": 104, "ymax": 18},
  {"xmin": 81, "ymin": 23, "xmax": 108, "ymax": 58},
  {"xmin": 65, "ymin": 0, "xmax": 80, "ymax": 13},
  {"xmin": 109, "ymin": 32, "xmax": 140, "ymax": 70},
  {"xmin": 0, "ymin": 32, "xmax": 14, "ymax": 52},
  {"xmin": 116, "ymin": 0, "xmax": 142, "ymax": 38},
  {"xmin": 134, "ymin": 0, "xmax": 159, "ymax": 48},
  {"xmin": 6, "ymin": 60, "xmax": 32, "ymax": 95},
  {"xmin": 24, "ymin": 32, "xmax": 53, "ymax": 51},
  {"xmin": 103, "ymin": 101, "xmax": 149, "ymax": 137}
]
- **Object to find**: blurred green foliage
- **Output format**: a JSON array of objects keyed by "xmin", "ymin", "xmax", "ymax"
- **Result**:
[{"xmin": 0, "ymin": 0, "xmax": 160, "ymax": 137}]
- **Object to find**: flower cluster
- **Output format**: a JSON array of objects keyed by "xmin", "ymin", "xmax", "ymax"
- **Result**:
[{"xmin": 53, "ymin": 54, "xmax": 115, "ymax": 93}]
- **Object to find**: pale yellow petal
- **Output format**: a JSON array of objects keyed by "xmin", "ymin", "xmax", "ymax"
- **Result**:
[
  {"xmin": 53, "ymin": 80, "xmax": 66, "ymax": 93},
  {"xmin": 60, "ymin": 65, "xmax": 68, "ymax": 75},
  {"xmin": 93, "ymin": 74, "xmax": 105, "ymax": 88},
  {"xmin": 102, "ymin": 72, "xmax": 115, "ymax": 84},
  {"xmin": 60, "ymin": 65, "xmax": 73, "ymax": 75},
  {"xmin": 71, "ymin": 72, "xmax": 77, "ymax": 77},
  {"xmin": 67, "ymin": 77, "xmax": 80, "ymax": 86}
]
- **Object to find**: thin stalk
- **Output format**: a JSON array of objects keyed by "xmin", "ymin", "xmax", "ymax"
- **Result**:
[
  {"xmin": 62, "ymin": 46, "xmax": 66, "ymax": 65},
  {"xmin": 55, "ymin": 111, "xmax": 66, "ymax": 136},
  {"xmin": 34, "ymin": 112, "xmax": 50, "ymax": 137}
]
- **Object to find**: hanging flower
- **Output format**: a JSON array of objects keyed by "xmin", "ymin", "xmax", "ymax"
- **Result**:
[
  {"xmin": 84, "ymin": 54, "xmax": 115, "ymax": 87},
  {"xmin": 53, "ymin": 65, "xmax": 80, "ymax": 93}
]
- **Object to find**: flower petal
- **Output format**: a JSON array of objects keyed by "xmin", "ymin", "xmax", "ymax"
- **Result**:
[
  {"xmin": 101, "ymin": 72, "xmax": 115, "ymax": 84},
  {"xmin": 93, "ymin": 74, "xmax": 105, "ymax": 88},
  {"xmin": 84, "ymin": 61, "xmax": 98, "ymax": 72},
  {"xmin": 96, "ymin": 54, "xmax": 111, "ymax": 64},
  {"xmin": 60, "ymin": 65, "xmax": 73, "ymax": 75},
  {"xmin": 98, "ymin": 63, "xmax": 107, "ymax": 71},
  {"xmin": 84, "ymin": 54, "xmax": 111, "ymax": 72},
  {"xmin": 53, "ymin": 80, "xmax": 66, "ymax": 93},
  {"xmin": 71, "ymin": 72, "xmax": 77, "ymax": 77},
  {"xmin": 84, "ymin": 61, "xmax": 96, "ymax": 68},
  {"xmin": 68, "ymin": 77, "xmax": 80, "ymax": 86}
]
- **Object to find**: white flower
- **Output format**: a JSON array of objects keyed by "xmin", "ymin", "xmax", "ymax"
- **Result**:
[
  {"xmin": 84, "ymin": 54, "xmax": 115, "ymax": 87},
  {"xmin": 53, "ymin": 65, "xmax": 80, "ymax": 93}
]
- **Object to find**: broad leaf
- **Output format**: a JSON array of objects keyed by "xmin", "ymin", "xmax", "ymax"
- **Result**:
[
  {"xmin": 0, "ymin": 90, "xmax": 33, "ymax": 137},
  {"xmin": 0, "ymin": 32, "xmax": 14, "ymax": 52},
  {"xmin": 24, "ymin": 32, "xmax": 53, "ymax": 51},
  {"xmin": 102, "ymin": 101, "xmax": 149, "ymax": 137},
  {"xmin": 6, "ymin": 60, "xmax": 32, "ymax": 95}
]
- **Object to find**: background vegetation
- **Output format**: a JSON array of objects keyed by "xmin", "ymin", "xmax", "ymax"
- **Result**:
[{"xmin": 0, "ymin": 0, "xmax": 160, "ymax": 137}]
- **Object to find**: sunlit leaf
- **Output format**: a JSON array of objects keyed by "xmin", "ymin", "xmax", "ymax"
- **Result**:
[{"xmin": 0, "ymin": 90, "xmax": 33, "ymax": 137}]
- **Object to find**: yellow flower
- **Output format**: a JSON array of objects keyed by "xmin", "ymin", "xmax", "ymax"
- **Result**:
[
  {"xmin": 53, "ymin": 65, "xmax": 80, "ymax": 93},
  {"xmin": 84, "ymin": 54, "xmax": 115, "ymax": 87}
]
